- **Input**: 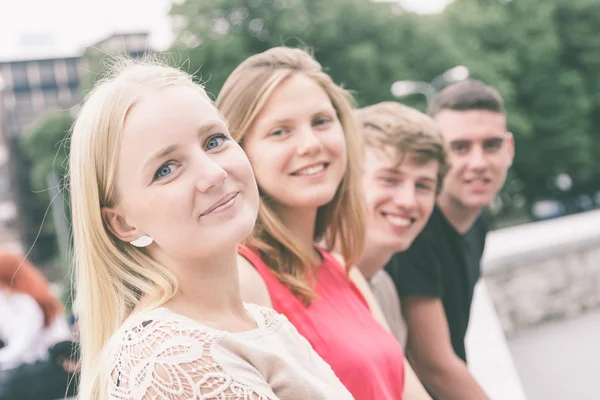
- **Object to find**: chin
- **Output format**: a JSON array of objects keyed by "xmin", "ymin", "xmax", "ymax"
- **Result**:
[
  {"xmin": 374, "ymin": 238, "xmax": 409, "ymax": 255},
  {"xmin": 392, "ymin": 241, "xmax": 411, "ymax": 253},
  {"xmin": 289, "ymin": 192, "xmax": 338, "ymax": 209},
  {"xmin": 464, "ymin": 197, "xmax": 494, "ymax": 209},
  {"xmin": 231, "ymin": 216, "xmax": 256, "ymax": 242},
  {"xmin": 454, "ymin": 191, "xmax": 494, "ymax": 209}
]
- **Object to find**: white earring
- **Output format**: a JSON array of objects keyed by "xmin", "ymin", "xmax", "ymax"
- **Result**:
[{"xmin": 130, "ymin": 235, "xmax": 153, "ymax": 248}]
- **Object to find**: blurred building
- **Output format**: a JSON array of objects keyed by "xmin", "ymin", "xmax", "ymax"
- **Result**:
[{"xmin": 0, "ymin": 32, "xmax": 150, "ymax": 258}]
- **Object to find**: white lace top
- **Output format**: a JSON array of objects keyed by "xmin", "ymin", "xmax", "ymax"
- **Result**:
[{"xmin": 105, "ymin": 303, "xmax": 354, "ymax": 399}]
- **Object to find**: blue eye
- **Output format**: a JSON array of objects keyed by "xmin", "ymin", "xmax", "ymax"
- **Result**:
[
  {"xmin": 154, "ymin": 162, "xmax": 176, "ymax": 180},
  {"xmin": 206, "ymin": 134, "xmax": 227, "ymax": 150},
  {"xmin": 268, "ymin": 128, "xmax": 285, "ymax": 137}
]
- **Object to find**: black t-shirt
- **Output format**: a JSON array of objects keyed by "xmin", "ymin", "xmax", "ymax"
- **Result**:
[{"xmin": 385, "ymin": 205, "xmax": 488, "ymax": 362}]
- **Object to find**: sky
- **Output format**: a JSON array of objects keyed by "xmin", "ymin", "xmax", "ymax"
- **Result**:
[{"xmin": 0, "ymin": 0, "xmax": 453, "ymax": 60}]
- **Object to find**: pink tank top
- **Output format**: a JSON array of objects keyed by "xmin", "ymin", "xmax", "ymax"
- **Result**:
[{"xmin": 238, "ymin": 245, "xmax": 405, "ymax": 400}]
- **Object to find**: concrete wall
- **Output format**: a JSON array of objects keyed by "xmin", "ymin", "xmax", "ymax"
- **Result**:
[{"xmin": 482, "ymin": 210, "xmax": 600, "ymax": 336}]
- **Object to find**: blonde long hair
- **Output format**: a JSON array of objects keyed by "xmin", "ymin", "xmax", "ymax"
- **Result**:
[
  {"xmin": 68, "ymin": 59, "xmax": 209, "ymax": 399},
  {"xmin": 216, "ymin": 47, "xmax": 365, "ymax": 304}
]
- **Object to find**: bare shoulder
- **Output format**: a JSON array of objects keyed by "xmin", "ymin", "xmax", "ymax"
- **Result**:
[{"xmin": 237, "ymin": 254, "xmax": 273, "ymax": 308}]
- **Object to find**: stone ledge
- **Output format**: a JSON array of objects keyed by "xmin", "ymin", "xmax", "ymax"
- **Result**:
[
  {"xmin": 482, "ymin": 210, "xmax": 600, "ymax": 335},
  {"xmin": 484, "ymin": 244, "xmax": 600, "ymax": 336}
]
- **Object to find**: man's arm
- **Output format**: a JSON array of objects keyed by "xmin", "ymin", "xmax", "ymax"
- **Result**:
[{"xmin": 403, "ymin": 296, "xmax": 489, "ymax": 400}]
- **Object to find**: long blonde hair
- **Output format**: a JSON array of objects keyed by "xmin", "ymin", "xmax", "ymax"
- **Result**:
[
  {"xmin": 216, "ymin": 47, "xmax": 365, "ymax": 304},
  {"xmin": 68, "ymin": 59, "xmax": 210, "ymax": 399}
]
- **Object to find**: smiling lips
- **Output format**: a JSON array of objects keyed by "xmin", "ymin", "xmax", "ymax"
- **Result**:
[
  {"xmin": 382, "ymin": 213, "xmax": 414, "ymax": 228},
  {"xmin": 200, "ymin": 192, "xmax": 239, "ymax": 217},
  {"xmin": 465, "ymin": 177, "xmax": 493, "ymax": 192},
  {"xmin": 291, "ymin": 162, "xmax": 329, "ymax": 176},
  {"xmin": 465, "ymin": 177, "xmax": 492, "ymax": 185}
]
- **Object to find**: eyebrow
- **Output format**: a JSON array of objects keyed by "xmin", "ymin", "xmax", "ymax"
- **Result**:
[
  {"xmin": 378, "ymin": 167, "xmax": 403, "ymax": 175},
  {"xmin": 419, "ymin": 176, "xmax": 438, "ymax": 184},
  {"xmin": 143, "ymin": 144, "xmax": 179, "ymax": 173},
  {"xmin": 377, "ymin": 168, "xmax": 437, "ymax": 182},
  {"xmin": 450, "ymin": 136, "xmax": 506, "ymax": 144},
  {"xmin": 449, "ymin": 139, "xmax": 472, "ymax": 145},
  {"xmin": 261, "ymin": 117, "xmax": 293, "ymax": 128},
  {"xmin": 260, "ymin": 107, "xmax": 336, "ymax": 127},
  {"xmin": 142, "ymin": 121, "xmax": 222, "ymax": 172}
]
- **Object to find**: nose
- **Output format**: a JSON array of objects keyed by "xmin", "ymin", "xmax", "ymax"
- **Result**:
[
  {"xmin": 467, "ymin": 146, "xmax": 488, "ymax": 171},
  {"xmin": 195, "ymin": 153, "xmax": 228, "ymax": 192},
  {"xmin": 392, "ymin": 182, "xmax": 417, "ymax": 211},
  {"xmin": 296, "ymin": 124, "xmax": 323, "ymax": 156}
]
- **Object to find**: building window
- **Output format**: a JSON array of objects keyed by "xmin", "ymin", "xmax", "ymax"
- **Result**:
[
  {"xmin": 10, "ymin": 63, "xmax": 29, "ymax": 90},
  {"xmin": 38, "ymin": 60, "xmax": 57, "ymax": 89},
  {"xmin": 65, "ymin": 59, "xmax": 79, "ymax": 87}
]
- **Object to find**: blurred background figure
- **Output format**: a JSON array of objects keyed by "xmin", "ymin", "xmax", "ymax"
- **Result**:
[
  {"xmin": 0, "ymin": 250, "xmax": 70, "ymax": 369},
  {"xmin": 0, "ymin": 250, "xmax": 77, "ymax": 400}
]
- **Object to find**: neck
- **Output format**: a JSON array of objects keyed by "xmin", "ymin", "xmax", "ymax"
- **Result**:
[
  {"xmin": 157, "ymin": 247, "xmax": 246, "ymax": 320},
  {"xmin": 356, "ymin": 240, "xmax": 392, "ymax": 280},
  {"xmin": 437, "ymin": 192, "xmax": 482, "ymax": 234},
  {"xmin": 276, "ymin": 204, "xmax": 319, "ymax": 257}
]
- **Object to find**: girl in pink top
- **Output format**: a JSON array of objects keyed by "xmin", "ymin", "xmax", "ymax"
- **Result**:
[
  {"xmin": 238, "ymin": 245, "xmax": 404, "ymax": 399},
  {"xmin": 217, "ymin": 47, "xmax": 428, "ymax": 399}
]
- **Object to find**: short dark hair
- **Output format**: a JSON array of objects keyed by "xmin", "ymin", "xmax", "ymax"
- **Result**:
[{"xmin": 427, "ymin": 79, "xmax": 505, "ymax": 117}]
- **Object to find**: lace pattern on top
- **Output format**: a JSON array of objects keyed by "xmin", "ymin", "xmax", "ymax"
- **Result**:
[
  {"xmin": 107, "ymin": 315, "xmax": 277, "ymax": 400},
  {"xmin": 250, "ymin": 304, "xmax": 282, "ymax": 331}
]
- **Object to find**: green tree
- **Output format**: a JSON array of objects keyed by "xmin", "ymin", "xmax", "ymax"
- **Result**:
[
  {"xmin": 23, "ymin": 110, "xmax": 72, "ymax": 192},
  {"xmin": 438, "ymin": 0, "xmax": 594, "ymax": 210},
  {"xmin": 21, "ymin": 110, "xmax": 73, "ymax": 264},
  {"xmin": 169, "ymin": 0, "xmax": 461, "ymax": 107},
  {"xmin": 554, "ymin": 0, "xmax": 600, "ymax": 189}
]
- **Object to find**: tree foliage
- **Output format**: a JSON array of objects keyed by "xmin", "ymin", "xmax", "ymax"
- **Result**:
[
  {"xmin": 18, "ymin": 110, "xmax": 73, "ymax": 264},
  {"xmin": 22, "ymin": 110, "xmax": 72, "ymax": 192}
]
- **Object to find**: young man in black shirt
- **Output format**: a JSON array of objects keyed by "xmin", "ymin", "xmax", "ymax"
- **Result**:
[{"xmin": 385, "ymin": 80, "xmax": 514, "ymax": 400}]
